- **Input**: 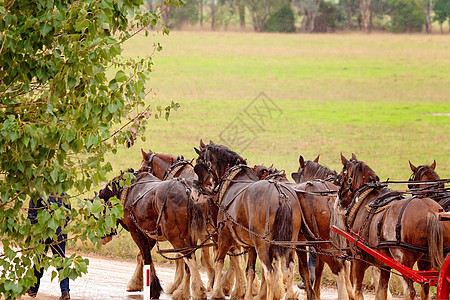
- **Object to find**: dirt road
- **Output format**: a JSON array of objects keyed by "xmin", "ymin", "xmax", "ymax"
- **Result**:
[{"xmin": 18, "ymin": 254, "xmax": 401, "ymax": 300}]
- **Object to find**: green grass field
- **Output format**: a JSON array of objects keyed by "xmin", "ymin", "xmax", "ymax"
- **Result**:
[
  {"xmin": 110, "ymin": 31, "xmax": 450, "ymax": 181},
  {"xmin": 73, "ymin": 31, "xmax": 449, "ymax": 294}
]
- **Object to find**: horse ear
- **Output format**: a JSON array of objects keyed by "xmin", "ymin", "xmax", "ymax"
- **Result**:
[
  {"xmin": 314, "ymin": 155, "xmax": 320, "ymax": 163},
  {"xmin": 292, "ymin": 173, "xmax": 299, "ymax": 182},
  {"xmin": 209, "ymin": 140, "xmax": 213, "ymax": 145},
  {"xmin": 299, "ymin": 155, "xmax": 305, "ymax": 168},
  {"xmin": 200, "ymin": 139, "xmax": 206, "ymax": 149},
  {"xmin": 194, "ymin": 147, "xmax": 201, "ymax": 156},
  {"xmin": 351, "ymin": 153, "xmax": 357, "ymax": 161},
  {"xmin": 409, "ymin": 161, "xmax": 416, "ymax": 172},
  {"xmin": 141, "ymin": 148, "xmax": 147, "ymax": 159},
  {"xmin": 341, "ymin": 153, "xmax": 348, "ymax": 166},
  {"xmin": 430, "ymin": 160, "xmax": 436, "ymax": 170}
]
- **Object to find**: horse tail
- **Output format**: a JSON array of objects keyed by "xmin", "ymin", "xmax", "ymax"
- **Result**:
[
  {"xmin": 427, "ymin": 212, "xmax": 444, "ymax": 269},
  {"xmin": 188, "ymin": 195, "xmax": 205, "ymax": 242},
  {"xmin": 271, "ymin": 195, "xmax": 293, "ymax": 258}
]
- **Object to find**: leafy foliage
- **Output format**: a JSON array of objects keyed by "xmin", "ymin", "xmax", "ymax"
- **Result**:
[
  {"xmin": 0, "ymin": 0, "xmax": 184, "ymax": 298},
  {"xmin": 264, "ymin": 4, "xmax": 296, "ymax": 32},
  {"xmin": 388, "ymin": 0, "xmax": 426, "ymax": 32},
  {"xmin": 433, "ymin": 0, "xmax": 450, "ymax": 26}
]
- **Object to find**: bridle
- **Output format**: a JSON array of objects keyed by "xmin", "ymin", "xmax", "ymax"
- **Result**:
[
  {"xmin": 140, "ymin": 152, "xmax": 156, "ymax": 173},
  {"xmin": 193, "ymin": 159, "xmax": 220, "ymax": 196}
]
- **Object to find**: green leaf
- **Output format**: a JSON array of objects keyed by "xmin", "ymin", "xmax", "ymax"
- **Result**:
[
  {"xmin": 115, "ymin": 70, "xmax": 127, "ymax": 82},
  {"xmin": 91, "ymin": 198, "xmax": 103, "ymax": 214},
  {"xmin": 40, "ymin": 23, "xmax": 52, "ymax": 37}
]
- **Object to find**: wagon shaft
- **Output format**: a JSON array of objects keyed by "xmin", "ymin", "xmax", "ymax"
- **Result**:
[{"xmin": 331, "ymin": 225, "xmax": 439, "ymax": 286}]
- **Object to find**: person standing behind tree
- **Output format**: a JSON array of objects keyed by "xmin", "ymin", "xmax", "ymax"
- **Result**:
[{"xmin": 26, "ymin": 192, "xmax": 71, "ymax": 300}]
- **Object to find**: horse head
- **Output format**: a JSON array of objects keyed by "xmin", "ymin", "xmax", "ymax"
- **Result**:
[
  {"xmin": 408, "ymin": 160, "xmax": 442, "ymax": 190},
  {"xmin": 254, "ymin": 164, "xmax": 288, "ymax": 181},
  {"xmin": 338, "ymin": 153, "xmax": 379, "ymax": 207},
  {"xmin": 291, "ymin": 154, "xmax": 338, "ymax": 184},
  {"xmin": 140, "ymin": 149, "xmax": 188, "ymax": 179},
  {"xmin": 193, "ymin": 140, "xmax": 247, "ymax": 199}
]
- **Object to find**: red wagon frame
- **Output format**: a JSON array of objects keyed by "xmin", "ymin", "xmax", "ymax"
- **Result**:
[{"xmin": 331, "ymin": 212, "xmax": 450, "ymax": 300}]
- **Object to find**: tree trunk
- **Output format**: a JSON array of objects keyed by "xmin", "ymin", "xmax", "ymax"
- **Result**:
[
  {"xmin": 347, "ymin": 0, "xmax": 352, "ymax": 29},
  {"xmin": 147, "ymin": 0, "xmax": 153, "ymax": 12},
  {"xmin": 360, "ymin": 0, "xmax": 371, "ymax": 33},
  {"xmin": 161, "ymin": 0, "xmax": 171, "ymax": 27},
  {"xmin": 237, "ymin": 0, "xmax": 246, "ymax": 30},
  {"xmin": 440, "ymin": 22, "xmax": 443, "ymax": 34},
  {"xmin": 200, "ymin": 0, "xmax": 203, "ymax": 28},
  {"xmin": 210, "ymin": 0, "xmax": 215, "ymax": 31},
  {"xmin": 308, "ymin": 10, "xmax": 318, "ymax": 32},
  {"xmin": 422, "ymin": 0, "xmax": 433, "ymax": 33}
]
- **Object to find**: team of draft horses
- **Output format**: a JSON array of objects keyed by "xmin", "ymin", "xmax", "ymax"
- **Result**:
[{"xmin": 98, "ymin": 140, "xmax": 450, "ymax": 300}]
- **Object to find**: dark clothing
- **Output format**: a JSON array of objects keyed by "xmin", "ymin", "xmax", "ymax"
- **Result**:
[
  {"xmin": 28, "ymin": 193, "xmax": 70, "ymax": 294},
  {"xmin": 28, "ymin": 193, "xmax": 70, "ymax": 243},
  {"xmin": 28, "ymin": 242, "xmax": 70, "ymax": 294}
]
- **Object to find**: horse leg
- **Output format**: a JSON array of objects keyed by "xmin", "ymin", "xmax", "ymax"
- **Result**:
[
  {"xmin": 418, "ymin": 259, "xmax": 431, "ymax": 300},
  {"xmin": 211, "ymin": 232, "xmax": 233, "ymax": 300},
  {"xmin": 375, "ymin": 268, "xmax": 391, "ymax": 300},
  {"xmin": 229, "ymin": 252, "xmax": 246, "ymax": 300},
  {"xmin": 272, "ymin": 254, "xmax": 285, "ymax": 300},
  {"xmin": 296, "ymin": 248, "xmax": 316, "ymax": 300},
  {"xmin": 344, "ymin": 260, "xmax": 355, "ymax": 299},
  {"xmin": 371, "ymin": 266, "xmax": 393, "ymax": 300},
  {"xmin": 166, "ymin": 254, "xmax": 185, "ymax": 294},
  {"xmin": 257, "ymin": 267, "xmax": 267, "ymax": 300},
  {"xmin": 173, "ymin": 262, "xmax": 191, "ymax": 300},
  {"xmin": 313, "ymin": 256, "xmax": 325, "ymax": 299},
  {"xmin": 128, "ymin": 228, "xmax": 162, "ymax": 299},
  {"xmin": 184, "ymin": 253, "xmax": 207, "ymax": 300},
  {"xmin": 221, "ymin": 256, "xmax": 235, "ymax": 296},
  {"xmin": 245, "ymin": 248, "xmax": 257, "ymax": 299},
  {"xmin": 351, "ymin": 259, "xmax": 368, "ymax": 300},
  {"xmin": 399, "ymin": 276, "xmax": 416, "ymax": 300},
  {"xmin": 126, "ymin": 252, "xmax": 144, "ymax": 292},
  {"xmin": 284, "ymin": 250, "xmax": 298, "ymax": 300},
  {"xmin": 200, "ymin": 247, "xmax": 215, "ymax": 292}
]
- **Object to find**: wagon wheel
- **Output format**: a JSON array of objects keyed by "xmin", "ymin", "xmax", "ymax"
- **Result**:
[{"xmin": 437, "ymin": 254, "xmax": 450, "ymax": 300}]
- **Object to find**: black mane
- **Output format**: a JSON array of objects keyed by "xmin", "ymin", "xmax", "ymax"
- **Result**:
[
  {"xmin": 304, "ymin": 160, "xmax": 338, "ymax": 181},
  {"xmin": 204, "ymin": 143, "xmax": 246, "ymax": 177}
]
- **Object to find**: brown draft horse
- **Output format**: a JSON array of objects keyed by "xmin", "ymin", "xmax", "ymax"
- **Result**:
[
  {"xmin": 192, "ymin": 141, "xmax": 305, "ymax": 300},
  {"xmin": 289, "ymin": 156, "xmax": 354, "ymax": 300},
  {"xmin": 136, "ymin": 149, "xmax": 215, "ymax": 293},
  {"xmin": 254, "ymin": 164, "xmax": 324, "ymax": 299},
  {"xmin": 409, "ymin": 160, "xmax": 450, "ymax": 211},
  {"xmin": 98, "ymin": 171, "xmax": 207, "ymax": 300},
  {"xmin": 139, "ymin": 149, "xmax": 249, "ymax": 298},
  {"xmin": 337, "ymin": 154, "xmax": 450, "ymax": 300}
]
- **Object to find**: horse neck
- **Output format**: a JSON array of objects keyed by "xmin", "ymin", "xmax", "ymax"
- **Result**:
[
  {"xmin": 177, "ymin": 165, "xmax": 195, "ymax": 181},
  {"xmin": 152, "ymin": 154, "xmax": 176, "ymax": 180}
]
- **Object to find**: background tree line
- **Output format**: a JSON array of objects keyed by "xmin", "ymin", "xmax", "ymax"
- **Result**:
[{"xmin": 147, "ymin": 0, "xmax": 450, "ymax": 33}]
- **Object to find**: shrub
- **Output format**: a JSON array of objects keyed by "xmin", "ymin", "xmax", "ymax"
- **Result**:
[
  {"xmin": 388, "ymin": 0, "xmax": 426, "ymax": 32},
  {"xmin": 265, "ymin": 5, "xmax": 296, "ymax": 33}
]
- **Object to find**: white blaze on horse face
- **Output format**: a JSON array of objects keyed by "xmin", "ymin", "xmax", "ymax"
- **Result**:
[{"xmin": 191, "ymin": 187, "xmax": 200, "ymax": 202}]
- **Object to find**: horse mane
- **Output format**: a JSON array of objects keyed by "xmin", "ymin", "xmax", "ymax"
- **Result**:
[
  {"xmin": 352, "ymin": 160, "xmax": 379, "ymax": 184},
  {"xmin": 304, "ymin": 160, "xmax": 338, "ymax": 180},
  {"xmin": 205, "ymin": 143, "xmax": 247, "ymax": 177},
  {"xmin": 156, "ymin": 152, "xmax": 179, "ymax": 163}
]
